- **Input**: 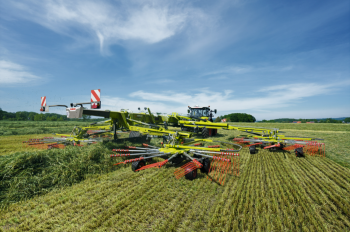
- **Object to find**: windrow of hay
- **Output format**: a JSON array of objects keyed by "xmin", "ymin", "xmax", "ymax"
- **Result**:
[{"xmin": 0, "ymin": 142, "xmax": 138, "ymax": 208}]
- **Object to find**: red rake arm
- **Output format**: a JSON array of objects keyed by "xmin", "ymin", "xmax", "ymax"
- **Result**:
[{"xmin": 114, "ymin": 157, "xmax": 144, "ymax": 166}]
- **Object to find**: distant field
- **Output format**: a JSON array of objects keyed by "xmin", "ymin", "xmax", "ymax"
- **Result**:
[
  {"xmin": 0, "ymin": 122, "xmax": 349, "ymax": 231},
  {"xmin": 0, "ymin": 121, "xmax": 94, "ymax": 136}
]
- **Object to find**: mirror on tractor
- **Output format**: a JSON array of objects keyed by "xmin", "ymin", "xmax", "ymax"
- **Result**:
[
  {"xmin": 188, "ymin": 109, "xmax": 190, "ymax": 113},
  {"xmin": 214, "ymin": 109, "xmax": 217, "ymax": 114}
]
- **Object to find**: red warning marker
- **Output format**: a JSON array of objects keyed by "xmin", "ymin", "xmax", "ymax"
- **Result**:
[{"xmin": 91, "ymin": 89, "xmax": 101, "ymax": 109}]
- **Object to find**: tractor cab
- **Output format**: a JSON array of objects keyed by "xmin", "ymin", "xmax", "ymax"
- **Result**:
[{"xmin": 187, "ymin": 106, "xmax": 217, "ymax": 122}]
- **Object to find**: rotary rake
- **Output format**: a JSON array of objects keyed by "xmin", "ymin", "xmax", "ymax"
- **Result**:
[
  {"xmin": 111, "ymin": 139, "xmax": 242, "ymax": 185},
  {"xmin": 233, "ymin": 137, "xmax": 325, "ymax": 157}
]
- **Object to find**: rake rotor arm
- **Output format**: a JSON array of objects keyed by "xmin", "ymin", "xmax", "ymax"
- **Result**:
[{"xmin": 112, "ymin": 149, "xmax": 160, "ymax": 153}]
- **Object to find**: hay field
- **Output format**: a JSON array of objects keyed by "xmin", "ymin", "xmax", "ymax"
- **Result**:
[{"xmin": 0, "ymin": 123, "xmax": 350, "ymax": 231}]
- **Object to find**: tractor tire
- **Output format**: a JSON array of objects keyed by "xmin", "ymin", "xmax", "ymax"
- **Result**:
[
  {"xmin": 200, "ymin": 158, "xmax": 210, "ymax": 173},
  {"xmin": 185, "ymin": 168, "xmax": 198, "ymax": 180},
  {"xmin": 131, "ymin": 160, "xmax": 145, "ymax": 172},
  {"xmin": 202, "ymin": 127, "xmax": 209, "ymax": 138},
  {"xmin": 129, "ymin": 131, "xmax": 141, "ymax": 138},
  {"xmin": 249, "ymin": 145, "xmax": 256, "ymax": 154},
  {"xmin": 295, "ymin": 147, "xmax": 304, "ymax": 157}
]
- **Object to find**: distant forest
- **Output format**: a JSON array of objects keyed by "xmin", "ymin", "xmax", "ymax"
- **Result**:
[
  {"xmin": 0, "ymin": 108, "xmax": 97, "ymax": 121},
  {"xmin": 215, "ymin": 113, "xmax": 256, "ymax": 122}
]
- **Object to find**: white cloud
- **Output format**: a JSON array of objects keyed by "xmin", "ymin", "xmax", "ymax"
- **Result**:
[
  {"xmin": 10, "ymin": 0, "xmax": 200, "ymax": 53},
  {"xmin": 100, "ymin": 82, "xmax": 349, "ymax": 116},
  {"xmin": 0, "ymin": 60, "xmax": 41, "ymax": 84}
]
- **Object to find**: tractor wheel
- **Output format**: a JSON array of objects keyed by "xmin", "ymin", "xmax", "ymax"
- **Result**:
[
  {"xmin": 295, "ymin": 147, "xmax": 304, "ymax": 157},
  {"xmin": 131, "ymin": 160, "xmax": 145, "ymax": 172},
  {"xmin": 249, "ymin": 145, "xmax": 256, "ymax": 154},
  {"xmin": 185, "ymin": 168, "xmax": 198, "ymax": 180},
  {"xmin": 200, "ymin": 158, "xmax": 210, "ymax": 173},
  {"xmin": 129, "ymin": 131, "xmax": 141, "ymax": 138},
  {"xmin": 202, "ymin": 127, "xmax": 209, "ymax": 138}
]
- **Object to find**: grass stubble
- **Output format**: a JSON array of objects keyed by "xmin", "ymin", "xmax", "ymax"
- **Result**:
[{"xmin": 0, "ymin": 123, "xmax": 350, "ymax": 231}]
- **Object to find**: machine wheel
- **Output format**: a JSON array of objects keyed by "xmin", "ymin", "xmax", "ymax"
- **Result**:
[
  {"xmin": 249, "ymin": 145, "xmax": 256, "ymax": 154},
  {"xmin": 200, "ymin": 158, "xmax": 210, "ymax": 173},
  {"xmin": 185, "ymin": 168, "xmax": 198, "ymax": 180},
  {"xmin": 295, "ymin": 147, "xmax": 304, "ymax": 157},
  {"xmin": 131, "ymin": 160, "xmax": 145, "ymax": 172},
  {"xmin": 170, "ymin": 155, "xmax": 184, "ymax": 165},
  {"xmin": 202, "ymin": 127, "xmax": 209, "ymax": 138},
  {"xmin": 129, "ymin": 131, "xmax": 141, "ymax": 138}
]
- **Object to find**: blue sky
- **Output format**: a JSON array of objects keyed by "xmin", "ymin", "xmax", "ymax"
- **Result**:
[{"xmin": 0, "ymin": 0, "xmax": 349, "ymax": 120}]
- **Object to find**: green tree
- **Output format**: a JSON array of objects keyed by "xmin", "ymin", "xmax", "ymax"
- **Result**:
[
  {"xmin": 28, "ymin": 113, "xmax": 36, "ymax": 121},
  {"xmin": 344, "ymin": 117, "xmax": 350, "ymax": 123},
  {"xmin": 82, "ymin": 114, "xmax": 91, "ymax": 121},
  {"xmin": 214, "ymin": 116, "xmax": 221, "ymax": 122},
  {"xmin": 16, "ymin": 111, "xmax": 25, "ymax": 121}
]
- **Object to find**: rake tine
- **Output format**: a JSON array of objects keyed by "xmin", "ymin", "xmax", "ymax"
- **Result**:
[{"xmin": 110, "ymin": 152, "xmax": 161, "ymax": 157}]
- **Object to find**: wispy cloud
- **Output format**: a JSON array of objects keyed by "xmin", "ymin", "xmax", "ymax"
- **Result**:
[
  {"xmin": 8, "ymin": 0, "xmax": 203, "ymax": 53},
  {"xmin": 202, "ymin": 65, "xmax": 294, "ymax": 78},
  {"xmin": 101, "ymin": 82, "xmax": 349, "ymax": 115},
  {"xmin": 0, "ymin": 60, "xmax": 41, "ymax": 84}
]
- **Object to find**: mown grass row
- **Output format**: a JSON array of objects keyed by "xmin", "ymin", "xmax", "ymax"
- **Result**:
[{"xmin": 0, "ymin": 141, "xmax": 141, "ymax": 208}]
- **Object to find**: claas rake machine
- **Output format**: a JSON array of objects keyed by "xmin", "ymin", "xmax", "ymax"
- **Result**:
[{"xmin": 39, "ymin": 90, "xmax": 243, "ymax": 185}]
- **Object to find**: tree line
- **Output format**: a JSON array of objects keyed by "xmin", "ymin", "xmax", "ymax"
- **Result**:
[
  {"xmin": 0, "ymin": 108, "xmax": 94, "ymax": 121},
  {"xmin": 215, "ymin": 113, "xmax": 256, "ymax": 122}
]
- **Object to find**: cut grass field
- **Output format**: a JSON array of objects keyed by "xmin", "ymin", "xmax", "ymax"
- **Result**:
[{"xmin": 0, "ymin": 122, "xmax": 350, "ymax": 231}]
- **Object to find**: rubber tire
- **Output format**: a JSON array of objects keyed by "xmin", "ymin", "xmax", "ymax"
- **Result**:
[
  {"xmin": 202, "ymin": 127, "xmax": 209, "ymax": 138},
  {"xmin": 249, "ymin": 145, "xmax": 256, "ymax": 154},
  {"xmin": 129, "ymin": 131, "xmax": 141, "ymax": 138},
  {"xmin": 170, "ymin": 155, "xmax": 184, "ymax": 165},
  {"xmin": 131, "ymin": 160, "xmax": 145, "ymax": 172},
  {"xmin": 185, "ymin": 168, "xmax": 198, "ymax": 180},
  {"xmin": 200, "ymin": 158, "xmax": 210, "ymax": 173},
  {"xmin": 295, "ymin": 147, "xmax": 304, "ymax": 157}
]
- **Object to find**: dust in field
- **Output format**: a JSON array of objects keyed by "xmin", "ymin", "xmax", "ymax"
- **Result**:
[{"xmin": 1, "ymin": 148, "xmax": 350, "ymax": 232}]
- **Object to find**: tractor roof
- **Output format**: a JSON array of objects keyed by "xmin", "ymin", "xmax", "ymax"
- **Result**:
[{"xmin": 189, "ymin": 105, "xmax": 210, "ymax": 109}]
